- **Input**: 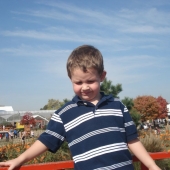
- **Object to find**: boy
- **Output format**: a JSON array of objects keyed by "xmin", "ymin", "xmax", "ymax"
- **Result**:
[{"xmin": 0, "ymin": 45, "xmax": 160, "ymax": 170}]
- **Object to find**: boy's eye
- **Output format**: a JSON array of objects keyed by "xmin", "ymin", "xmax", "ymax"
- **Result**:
[
  {"xmin": 87, "ymin": 81, "xmax": 94, "ymax": 84},
  {"xmin": 75, "ymin": 82, "xmax": 82, "ymax": 85}
]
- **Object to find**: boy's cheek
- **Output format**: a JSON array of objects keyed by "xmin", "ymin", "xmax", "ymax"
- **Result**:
[{"xmin": 73, "ymin": 85, "xmax": 80, "ymax": 93}]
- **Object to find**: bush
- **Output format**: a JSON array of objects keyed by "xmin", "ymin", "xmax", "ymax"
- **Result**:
[
  {"xmin": 0, "ymin": 122, "xmax": 12, "ymax": 127},
  {"xmin": 133, "ymin": 130, "xmax": 170, "ymax": 170},
  {"xmin": 0, "ymin": 139, "xmax": 72, "ymax": 164}
]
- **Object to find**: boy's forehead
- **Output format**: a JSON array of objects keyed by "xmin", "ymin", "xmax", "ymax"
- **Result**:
[
  {"xmin": 71, "ymin": 67, "xmax": 99, "ymax": 75},
  {"xmin": 70, "ymin": 69, "xmax": 103, "ymax": 82}
]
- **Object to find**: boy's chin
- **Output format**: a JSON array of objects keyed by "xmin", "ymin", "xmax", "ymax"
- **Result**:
[
  {"xmin": 80, "ymin": 95, "xmax": 91, "ymax": 101},
  {"xmin": 80, "ymin": 96, "xmax": 89, "ymax": 101},
  {"xmin": 81, "ymin": 96, "xmax": 99, "ymax": 103}
]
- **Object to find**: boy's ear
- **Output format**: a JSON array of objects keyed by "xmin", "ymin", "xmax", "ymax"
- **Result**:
[{"xmin": 100, "ymin": 71, "xmax": 106, "ymax": 82}]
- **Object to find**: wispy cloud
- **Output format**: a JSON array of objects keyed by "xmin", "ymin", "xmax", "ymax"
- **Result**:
[
  {"xmin": 0, "ymin": 45, "xmax": 70, "ymax": 58},
  {"xmin": 104, "ymin": 53, "xmax": 168, "ymax": 85},
  {"xmin": 0, "ymin": 26, "xmax": 123, "ymax": 46},
  {"xmin": 121, "ymin": 25, "xmax": 170, "ymax": 34},
  {"xmin": 10, "ymin": 1, "xmax": 170, "ymax": 37},
  {"xmin": 0, "ymin": 29, "xmax": 103, "ymax": 43}
]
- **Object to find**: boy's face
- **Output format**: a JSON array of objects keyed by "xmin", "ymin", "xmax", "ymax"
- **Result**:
[{"xmin": 70, "ymin": 68, "xmax": 106, "ymax": 105}]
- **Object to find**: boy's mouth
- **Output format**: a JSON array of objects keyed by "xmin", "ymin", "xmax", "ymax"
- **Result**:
[{"xmin": 81, "ymin": 92, "xmax": 90, "ymax": 96}]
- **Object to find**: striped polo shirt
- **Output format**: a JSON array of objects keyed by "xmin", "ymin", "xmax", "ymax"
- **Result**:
[{"xmin": 38, "ymin": 93, "xmax": 138, "ymax": 170}]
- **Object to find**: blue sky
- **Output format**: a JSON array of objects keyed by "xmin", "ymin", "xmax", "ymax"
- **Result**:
[{"xmin": 0, "ymin": 0, "xmax": 170, "ymax": 111}]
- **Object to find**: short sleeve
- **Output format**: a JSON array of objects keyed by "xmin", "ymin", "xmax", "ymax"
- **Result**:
[
  {"xmin": 38, "ymin": 111, "xmax": 66, "ymax": 153},
  {"xmin": 121, "ymin": 103, "xmax": 138, "ymax": 142}
]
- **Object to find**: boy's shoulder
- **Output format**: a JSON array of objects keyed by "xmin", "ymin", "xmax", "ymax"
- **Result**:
[
  {"xmin": 113, "ymin": 97, "xmax": 120, "ymax": 101},
  {"xmin": 101, "ymin": 93, "xmax": 121, "ymax": 102},
  {"xmin": 101, "ymin": 94, "xmax": 126, "ymax": 109},
  {"xmin": 54, "ymin": 98, "xmax": 78, "ymax": 115}
]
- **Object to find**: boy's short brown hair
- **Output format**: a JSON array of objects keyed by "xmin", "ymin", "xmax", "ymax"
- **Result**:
[{"xmin": 67, "ymin": 45, "xmax": 104, "ymax": 78}]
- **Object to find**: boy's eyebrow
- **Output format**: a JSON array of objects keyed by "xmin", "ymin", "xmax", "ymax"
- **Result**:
[{"xmin": 73, "ymin": 80, "xmax": 82, "ymax": 82}]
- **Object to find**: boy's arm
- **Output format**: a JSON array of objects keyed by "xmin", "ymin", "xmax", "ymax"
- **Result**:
[
  {"xmin": 0, "ymin": 140, "xmax": 48, "ymax": 170},
  {"xmin": 128, "ymin": 139, "xmax": 161, "ymax": 170}
]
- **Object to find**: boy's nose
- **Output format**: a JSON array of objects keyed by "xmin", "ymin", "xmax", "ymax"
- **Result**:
[{"xmin": 82, "ymin": 85, "xmax": 90, "ymax": 90}]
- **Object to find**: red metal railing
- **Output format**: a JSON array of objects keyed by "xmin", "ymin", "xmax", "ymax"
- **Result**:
[
  {"xmin": 132, "ymin": 152, "xmax": 170, "ymax": 170},
  {"xmin": 0, "ymin": 152, "xmax": 170, "ymax": 170}
]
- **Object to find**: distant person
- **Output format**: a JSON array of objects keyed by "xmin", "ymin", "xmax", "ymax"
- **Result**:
[
  {"xmin": 34, "ymin": 129, "xmax": 38, "ymax": 137},
  {"xmin": 9, "ymin": 128, "xmax": 14, "ymax": 140},
  {"xmin": 0, "ymin": 45, "xmax": 161, "ymax": 170},
  {"xmin": 21, "ymin": 131, "xmax": 26, "ymax": 145},
  {"xmin": 13, "ymin": 129, "xmax": 18, "ymax": 138},
  {"xmin": 30, "ymin": 130, "xmax": 34, "ymax": 138},
  {"xmin": 153, "ymin": 120, "xmax": 156, "ymax": 127},
  {"xmin": 38, "ymin": 123, "xmax": 41, "ymax": 129},
  {"xmin": 156, "ymin": 127, "xmax": 160, "ymax": 135},
  {"xmin": 5, "ymin": 131, "xmax": 9, "ymax": 142},
  {"xmin": 2, "ymin": 125, "xmax": 5, "ymax": 131}
]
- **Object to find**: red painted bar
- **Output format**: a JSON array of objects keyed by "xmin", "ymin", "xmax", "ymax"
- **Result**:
[
  {"xmin": 149, "ymin": 151, "xmax": 170, "ymax": 160},
  {"xmin": 133, "ymin": 151, "xmax": 170, "ymax": 161},
  {"xmin": 0, "ymin": 161, "xmax": 74, "ymax": 170},
  {"xmin": 0, "ymin": 152, "xmax": 170, "ymax": 170},
  {"xmin": 133, "ymin": 152, "xmax": 170, "ymax": 170}
]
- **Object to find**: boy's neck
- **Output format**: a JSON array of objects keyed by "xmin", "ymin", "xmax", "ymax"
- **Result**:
[{"xmin": 79, "ymin": 93, "xmax": 102, "ymax": 105}]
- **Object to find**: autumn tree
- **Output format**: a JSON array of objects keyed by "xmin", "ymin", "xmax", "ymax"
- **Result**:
[
  {"xmin": 40, "ymin": 98, "xmax": 70, "ymax": 110},
  {"xmin": 20, "ymin": 112, "xmax": 36, "ymax": 126},
  {"xmin": 40, "ymin": 99, "xmax": 61, "ymax": 110},
  {"xmin": 133, "ymin": 96, "xmax": 160, "ymax": 121},
  {"xmin": 100, "ymin": 77, "xmax": 122, "ymax": 98},
  {"xmin": 156, "ymin": 96, "xmax": 168, "ymax": 119}
]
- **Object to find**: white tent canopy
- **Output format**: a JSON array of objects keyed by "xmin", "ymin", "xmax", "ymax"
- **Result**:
[{"xmin": 0, "ymin": 106, "xmax": 13, "ymax": 111}]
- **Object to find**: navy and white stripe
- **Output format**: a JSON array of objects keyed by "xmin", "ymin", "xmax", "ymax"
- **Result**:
[
  {"xmin": 45, "ymin": 129, "xmax": 65, "ymax": 141},
  {"xmin": 124, "ymin": 121, "xmax": 134, "ymax": 127},
  {"xmin": 73, "ymin": 142, "xmax": 128, "ymax": 163},
  {"xmin": 95, "ymin": 109, "xmax": 123, "ymax": 117},
  {"xmin": 58, "ymin": 103, "xmax": 77, "ymax": 116},
  {"xmin": 64, "ymin": 111, "xmax": 94, "ymax": 132},
  {"xmin": 68, "ymin": 127, "xmax": 125, "ymax": 147},
  {"xmin": 94, "ymin": 160, "xmax": 132, "ymax": 170},
  {"xmin": 51, "ymin": 114, "xmax": 63, "ymax": 123},
  {"xmin": 124, "ymin": 107, "xmax": 128, "ymax": 112},
  {"xmin": 65, "ymin": 109, "xmax": 124, "ymax": 132}
]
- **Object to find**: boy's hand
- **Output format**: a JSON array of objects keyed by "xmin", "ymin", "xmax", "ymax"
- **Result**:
[
  {"xmin": 148, "ymin": 164, "xmax": 161, "ymax": 170},
  {"xmin": 0, "ymin": 140, "xmax": 48, "ymax": 170},
  {"xmin": 0, "ymin": 158, "xmax": 21, "ymax": 170}
]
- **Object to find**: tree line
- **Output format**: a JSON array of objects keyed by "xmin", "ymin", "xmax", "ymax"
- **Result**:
[{"xmin": 40, "ymin": 77, "xmax": 168, "ymax": 126}]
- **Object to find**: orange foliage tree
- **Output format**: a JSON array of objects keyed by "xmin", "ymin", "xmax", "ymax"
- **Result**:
[
  {"xmin": 20, "ymin": 112, "xmax": 36, "ymax": 126},
  {"xmin": 133, "ymin": 95, "xmax": 160, "ymax": 121},
  {"xmin": 156, "ymin": 96, "xmax": 168, "ymax": 119}
]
